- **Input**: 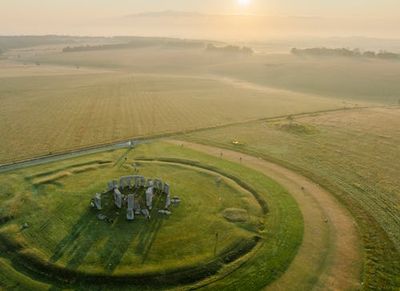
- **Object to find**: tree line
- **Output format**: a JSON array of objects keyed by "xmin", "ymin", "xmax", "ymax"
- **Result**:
[
  {"xmin": 206, "ymin": 44, "xmax": 254, "ymax": 55},
  {"xmin": 63, "ymin": 38, "xmax": 205, "ymax": 53},
  {"xmin": 291, "ymin": 47, "xmax": 400, "ymax": 60}
]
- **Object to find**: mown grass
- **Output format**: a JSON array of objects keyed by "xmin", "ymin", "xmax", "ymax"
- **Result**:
[
  {"xmin": 130, "ymin": 143, "xmax": 304, "ymax": 290},
  {"xmin": 182, "ymin": 107, "xmax": 400, "ymax": 289},
  {"xmin": 1, "ymin": 165, "xmax": 255, "ymax": 276},
  {"xmin": 0, "ymin": 142, "xmax": 303, "ymax": 290}
]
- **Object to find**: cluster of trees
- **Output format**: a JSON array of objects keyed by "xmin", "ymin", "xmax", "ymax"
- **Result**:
[
  {"xmin": 63, "ymin": 38, "xmax": 205, "ymax": 53},
  {"xmin": 0, "ymin": 35, "xmax": 115, "ymax": 56},
  {"xmin": 291, "ymin": 47, "xmax": 400, "ymax": 60},
  {"xmin": 0, "ymin": 36, "xmax": 101, "ymax": 52},
  {"xmin": 206, "ymin": 44, "xmax": 254, "ymax": 55},
  {"xmin": 63, "ymin": 43, "xmax": 141, "ymax": 52}
]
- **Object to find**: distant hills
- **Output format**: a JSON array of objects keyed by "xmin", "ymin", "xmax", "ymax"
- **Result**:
[{"xmin": 125, "ymin": 10, "xmax": 205, "ymax": 18}]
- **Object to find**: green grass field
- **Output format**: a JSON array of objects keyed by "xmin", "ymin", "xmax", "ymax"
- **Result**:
[
  {"xmin": 182, "ymin": 106, "xmax": 400, "ymax": 289},
  {"xmin": 0, "ymin": 142, "xmax": 303, "ymax": 290}
]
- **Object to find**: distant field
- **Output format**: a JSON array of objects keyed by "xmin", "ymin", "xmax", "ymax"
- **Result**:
[
  {"xmin": 13, "ymin": 47, "xmax": 228, "ymax": 73},
  {"xmin": 2, "ymin": 45, "xmax": 397, "ymax": 163},
  {"xmin": 0, "ymin": 63, "xmax": 346, "ymax": 164},
  {"xmin": 0, "ymin": 60, "xmax": 112, "ymax": 77},
  {"xmin": 19, "ymin": 47, "xmax": 400, "ymax": 103},
  {"xmin": 209, "ymin": 54, "xmax": 400, "ymax": 104},
  {"xmin": 182, "ymin": 106, "xmax": 400, "ymax": 289}
]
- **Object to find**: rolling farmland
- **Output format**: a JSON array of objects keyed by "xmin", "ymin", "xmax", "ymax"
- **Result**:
[
  {"xmin": 0, "ymin": 61, "xmax": 346, "ymax": 164},
  {"xmin": 1, "ymin": 36, "xmax": 400, "ymax": 290},
  {"xmin": 18, "ymin": 46, "xmax": 400, "ymax": 103}
]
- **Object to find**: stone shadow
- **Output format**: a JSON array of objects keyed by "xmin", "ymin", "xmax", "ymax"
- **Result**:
[
  {"xmin": 135, "ymin": 194, "xmax": 165, "ymax": 264},
  {"xmin": 98, "ymin": 217, "xmax": 141, "ymax": 273},
  {"xmin": 49, "ymin": 208, "xmax": 95, "ymax": 263}
]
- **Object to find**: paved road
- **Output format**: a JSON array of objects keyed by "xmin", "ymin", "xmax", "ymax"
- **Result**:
[{"xmin": 0, "ymin": 140, "xmax": 154, "ymax": 173}]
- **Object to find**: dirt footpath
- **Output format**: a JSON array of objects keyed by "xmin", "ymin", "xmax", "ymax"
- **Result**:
[{"xmin": 168, "ymin": 140, "xmax": 361, "ymax": 291}]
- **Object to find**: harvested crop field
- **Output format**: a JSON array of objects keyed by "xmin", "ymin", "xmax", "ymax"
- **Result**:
[{"xmin": 0, "ymin": 64, "xmax": 346, "ymax": 164}]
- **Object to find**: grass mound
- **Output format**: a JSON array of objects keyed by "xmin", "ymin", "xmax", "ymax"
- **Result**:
[
  {"xmin": 222, "ymin": 208, "xmax": 248, "ymax": 222},
  {"xmin": 275, "ymin": 121, "xmax": 318, "ymax": 135}
]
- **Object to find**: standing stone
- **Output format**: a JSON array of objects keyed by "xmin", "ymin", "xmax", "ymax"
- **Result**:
[
  {"xmin": 146, "ymin": 187, "xmax": 154, "ymax": 210},
  {"xmin": 112, "ymin": 180, "xmax": 118, "ymax": 189},
  {"xmin": 94, "ymin": 193, "xmax": 102, "ymax": 210},
  {"xmin": 172, "ymin": 196, "xmax": 181, "ymax": 206},
  {"xmin": 126, "ymin": 194, "xmax": 135, "ymax": 220},
  {"xmin": 119, "ymin": 177, "xmax": 126, "ymax": 189},
  {"xmin": 133, "ymin": 175, "xmax": 140, "ymax": 188},
  {"xmin": 154, "ymin": 179, "xmax": 163, "ymax": 191},
  {"xmin": 127, "ymin": 209, "xmax": 134, "ymax": 220},
  {"xmin": 119, "ymin": 176, "xmax": 130, "ymax": 189},
  {"xmin": 146, "ymin": 179, "xmax": 154, "ymax": 188},
  {"xmin": 121, "ymin": 176, "xmax": 134, "ymax": 189},
  {"xmin": 138, "ymin": 176, "xmax": 146, "ymax": 187},
  {"xmin": 163, "ymin": 183, "xmax": 170, "ymax": 195},
  {"xmin": 165, "ymin": 194, "xmax": 171, "ymax": 209},
  {"xmin": 114, "ymin": 188, "xmax": 122, "ymax": 209},
  {"xmin": 107, "ymin": 181, "xmax": 114, "ymax": 191},
  {"xmin": 127, "ymin": 194, "xmax": 134, "ymax": 210},
  {"xmin": 128, "ymin": 175, "xmax": 135, "ymax": 188}
]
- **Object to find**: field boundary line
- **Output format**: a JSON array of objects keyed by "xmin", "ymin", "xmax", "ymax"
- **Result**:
[{"xmin": 0, "ymin": 105, "xmax": 386, "ymax": 172}]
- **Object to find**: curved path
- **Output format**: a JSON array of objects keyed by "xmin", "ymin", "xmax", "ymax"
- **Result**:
[{"xmin": 168, "ymin": 140, "xmax": 361, "ymax": 291}]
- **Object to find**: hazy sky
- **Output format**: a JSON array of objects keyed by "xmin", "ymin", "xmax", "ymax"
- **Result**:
[
  {"xmin": 1, "ymin": 0, "xmax": 400, "ymax": 38},
  {"xmin": 2, "ymin": 0, "xmax": 400, "ymax": 17}
]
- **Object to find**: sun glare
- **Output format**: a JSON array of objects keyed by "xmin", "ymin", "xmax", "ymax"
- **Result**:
[{"xmin": 237, "ymin": 0, "xmax": 251, "ymax": 7}]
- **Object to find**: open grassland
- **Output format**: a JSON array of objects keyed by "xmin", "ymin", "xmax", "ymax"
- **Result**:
[
  {"xmin": 0, "ymin": 142, "xmax": 303, "ymax": 290},
  {"xmin": 6, "ymin": 162, "xmax": 258, "ymax": 275},
  {"xmin": 209, "ymin": 54, "xmax": 400, "ymax": 104},
  {"xmin": 182, "ymin": 106, "xmax": 400, "ymax": 289},
  {"xmin": 0, "ymin": 60, "xmax": 113, "ymax": 78},
  {"xmin": 16, "ymin": 47, "xmax": 234, "ymax": 74},
  {"xmin": 170, "ymin": 140, "xmax": 361, "ymax": 291},
  {"xmin": 20, "ymin": 47, "xmax": 400, "ymax": 104},
  {"xmin": 0, "ymin": 63, "xmax": 345, "ymax": 164}
]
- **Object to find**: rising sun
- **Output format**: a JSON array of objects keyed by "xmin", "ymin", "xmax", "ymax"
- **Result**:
[{"xmin": 237, "ymin": 0, "xmax": 251, "ymax": 6}]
